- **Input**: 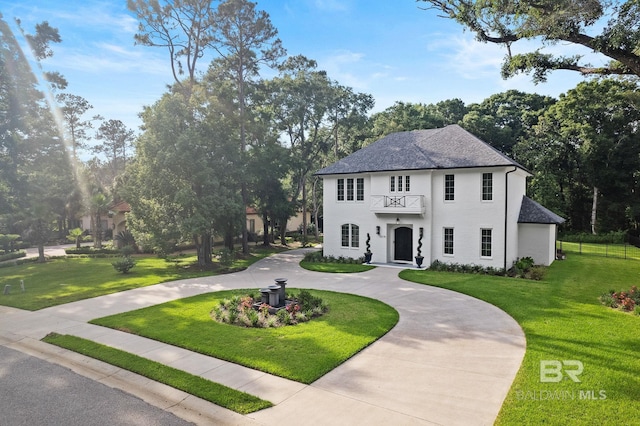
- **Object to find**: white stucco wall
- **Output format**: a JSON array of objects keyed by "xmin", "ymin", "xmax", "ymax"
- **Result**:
[
  {"xmin": 321, "ymin": 166, "xmax": 529, "ymax": 268},
  {"xmin": 518, "ymin": 223, "xmax": 557, "ymax": 266}
]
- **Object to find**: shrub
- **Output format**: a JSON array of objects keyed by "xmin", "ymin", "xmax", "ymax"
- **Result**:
[
  {"xmin": 559, "ymin": 231, "xmax": 626, "ymax": 244},
  {"xmin": 218, "ymin": 249, "xmax": 235, "ymax": 267},
  {"xmin": 112, "ymin": 256, "xmax": 136, "ymax": 274},
  {"xmin": 527, "ymin": 266, "xmax": 546, "ymax": 281},
  {"xmin": 295, "ymin": 289, "xmax": 324, "ymax": 312},
  {"xmin": 0, "ymin": 250, "xmax": 26, "ymax": 262},
  {"xmin": 66, "ymin": 247, "xmax": 119, "ymax": 256},
  {"xmin": 276, "ymin": 308, "xmax": 290, "ymax": 325},
  {"xmin": 115, "ymin": 230, "xmax": 137, "ymax": 251},
  {"xmin": 212, "ymin": 291, "xmax": 328, "ymax": 328},
  {"xmin": 508, "ymin": 257, "xmax": 542, "ymax": 279},
  {"xmin": 600, "ymin": 286, "xmax": 640, "ymax": 312}
]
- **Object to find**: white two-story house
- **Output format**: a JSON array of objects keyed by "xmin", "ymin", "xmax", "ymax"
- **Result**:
[{"xmin": 315, "ymin": 125, "xmax": 564, "ymax": 269}]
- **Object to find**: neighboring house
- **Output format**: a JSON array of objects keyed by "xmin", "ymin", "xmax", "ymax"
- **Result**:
[
  {"xmin": 315, "ymin": 125, "xmax": 564, "ymax": 268},
  {"xmin": 246, "ymin": 207, "xmax": 311, "ymax": 236},
  {"xmin": 79, "ymin": 201, "xmax": 130, "ymax": 237}
]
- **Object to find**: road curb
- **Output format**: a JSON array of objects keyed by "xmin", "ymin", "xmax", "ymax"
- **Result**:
[{"xmin": 3, "ymin": 336, "xmax": 262, "ymax": 426}]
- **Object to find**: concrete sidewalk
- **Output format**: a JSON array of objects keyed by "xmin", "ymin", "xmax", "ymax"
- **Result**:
[{"xmin": 0, "ymin": 249, "xmax": 525, "ymax": 425}]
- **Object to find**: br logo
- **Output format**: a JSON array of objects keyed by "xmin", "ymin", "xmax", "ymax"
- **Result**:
[{"xmin": 540, "ymin": 360, "xmax": 584, "ymax": 383}]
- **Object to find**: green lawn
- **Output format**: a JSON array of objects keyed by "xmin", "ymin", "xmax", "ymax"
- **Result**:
[
  {"xmin": 299, "ymin": 261, "xmax": 375, "ymax": 273},
  {"xmin": 90, "ymin": 289, "xmax": 399, "ymax": 384},
  {"xmin": 400, "ymin": 255, "xmax": 640, "ymax": 425},
  {"xmin": 559, "ymin": 241, "xmax": 640, "ymax": 260},
  {"xmin": 0, "ymin": 248, "xmax": 283, "ymax": 310},
  {"xmin": 43, "ymin": 333, "xmax": 272, "ymax": 414}
]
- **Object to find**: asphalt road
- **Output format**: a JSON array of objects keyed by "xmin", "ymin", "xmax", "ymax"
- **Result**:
[{"xmin": 0, "ymin": 346, "xmax": 193, "ymax": 426}]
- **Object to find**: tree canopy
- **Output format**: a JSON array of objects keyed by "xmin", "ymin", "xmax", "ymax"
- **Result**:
[{"xmin": 418, "ymin": 0, "xmax": 640, "ymax": 81}]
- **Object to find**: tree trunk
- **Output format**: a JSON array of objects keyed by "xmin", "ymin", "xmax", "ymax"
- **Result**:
[
  {"xmin": 280, "ymin": 217, "xmax": 287, "ymax": 245},
  {"xmin": 37, "ymin": 243, "xmax": 45, "ymax": 263},
  {"xmin": 301, "ymin": 177, "xmax": 308, "ymax": 245},
  {"xmin": 312, "ymin": 177, "xmax": 320, "ymax": 239},
  {"xmin": 196, "ymin": 233, "xmax": 212, "ymax": 267},
  {"xmin": 591, "ymin": 186, "xmax": 598, "ymax": 235},
  {"xmin": 262, "ymin": 211, "xmax": 270, "ymax": 246},
  {"xmin": 94, "ymin": 213, "xmax": 103, "ymax": 249}
]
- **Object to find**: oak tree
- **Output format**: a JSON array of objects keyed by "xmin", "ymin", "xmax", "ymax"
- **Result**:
[{"xmin": 419, "ymin": 1, "xmax": 640, "ymax": 81}]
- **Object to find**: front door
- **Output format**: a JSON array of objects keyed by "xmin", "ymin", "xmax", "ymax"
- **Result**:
[{"xmin": 394, "ymin": 226, "xmax": 413, "ymax": 262}]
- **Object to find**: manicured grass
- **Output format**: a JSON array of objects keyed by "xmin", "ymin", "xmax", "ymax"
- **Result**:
[
  {"xmin": 299, "ymin": 261, "xmax": 375, "ymax": 273},
  {"xmin": 559, "ymin": 241, "xmax": 640, "ymax": 260},
  {"xmin": 91, "ymin": 289, "xmax": 399, "ymax": 384},
  {"xmin": 42, "ymin": 333, "xmax": 272, "ymax": 414},
  {"xmin": 0, "ymin": 247, "xmax": 283, "ymax": 311},
  {"xmin": 400, "ymin": 255, "xmax": 640, "ymax": 425}
]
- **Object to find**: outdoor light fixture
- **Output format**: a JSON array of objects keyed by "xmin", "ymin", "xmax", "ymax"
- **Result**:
[
  {"xmin": 396, "ymin": 217, "xmax": 400, "ymax": 224},
  {"xmin": 419, "ymin": 227, "xmax": 424, "ymax": 237},
  {"xmin": 376, "ymin": 226, "xmax": 380, "ymax": 235}
]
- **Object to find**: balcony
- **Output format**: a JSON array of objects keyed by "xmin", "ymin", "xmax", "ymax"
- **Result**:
[{"xmin": 370, "ymin": 195, "xmax": 426, "ymax": 215}]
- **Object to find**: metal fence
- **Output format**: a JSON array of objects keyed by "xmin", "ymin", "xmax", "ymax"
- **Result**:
[{"xmin": 557, "ymin": 237, "xmax": 640, "ymax": 261}]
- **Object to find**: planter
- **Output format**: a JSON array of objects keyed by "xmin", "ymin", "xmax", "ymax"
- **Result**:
[
  {"xmin": 415, "ymin": 256, "xmax": 424, "ymax": 268},
  {"xmin": 364, "ymin": 252, "xmax": 373, "ymax": 264}
]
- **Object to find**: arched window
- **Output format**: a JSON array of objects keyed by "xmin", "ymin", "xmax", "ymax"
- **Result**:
[{"xmin": 341, "ymin": 224, "xmax": 360, "ymax": 248}]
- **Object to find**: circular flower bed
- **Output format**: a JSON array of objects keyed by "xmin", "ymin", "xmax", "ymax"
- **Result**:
[{"xmin": 211, "ymin": 289, "xmax": 329, "ymax": 328}]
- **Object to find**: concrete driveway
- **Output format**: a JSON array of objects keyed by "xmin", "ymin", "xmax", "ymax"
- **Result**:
[{"xmin": 0, "ymin": 249, "xmax": 525, "ymax": 425}]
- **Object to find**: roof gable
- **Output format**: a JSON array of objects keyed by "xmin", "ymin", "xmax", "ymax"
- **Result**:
[
  {"xmin": 518, "ymin": 196, "xmax": 565, "ymax": 224},
  {"xmin": 315, "ymin": 125, "xmax": 526, "ymax": 175}
]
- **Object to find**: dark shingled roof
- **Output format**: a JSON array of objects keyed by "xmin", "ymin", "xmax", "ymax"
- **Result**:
[
  {"xmin": 315, "ymin": 124, "xmax": 526, "ymax": 175},
  {"xmin": 518, "ymin": 196, "xmax": 565, "ymax": 224}
]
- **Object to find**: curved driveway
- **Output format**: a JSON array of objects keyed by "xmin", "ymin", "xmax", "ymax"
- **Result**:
[{"xmin": 0, "ymin": 249, "xmax": 525, "ymax": 425}]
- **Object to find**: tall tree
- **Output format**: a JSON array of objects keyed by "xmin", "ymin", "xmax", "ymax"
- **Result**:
[
  {"xmin": 127, "ymin": 0, "xmax": 217, "ymax": 92},
  {"xmin": 418, "ymin": 1, "xmax": 640, "ymax": 81},
  {"xmin": 0, "ymin": 15, "xmax": 72, "ymax": 248},
  {"xmin": 56, "ymin": 93, "xmax": 96, "ymax": 161},
  {"xmin": 210, "ymin": 0, "xmax": 285, "ymax": 254},
  {"xmin": 369, "ymin": 99, "xmax": 467, "ymax": 142},
  {"xmin": 461, "ymin": 90, "xmax": 556, "ymax": 155},
  {"xmin": 518, "ymin": 79, "xmax": 640, "ymax": 232},
  {"xmin": 93, "ymin": 119, "xmax": 135, "ymax": 186},
  {"xmin": 124, "ymin": 87, "xmax": 241, "ymax": 266},
  {"xmin": 265, "ymin": 55, "xmax": 373, "ymax": 243}
]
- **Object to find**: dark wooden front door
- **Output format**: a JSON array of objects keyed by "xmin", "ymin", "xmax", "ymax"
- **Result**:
[{"xmin": 394, "ymin": 226, "xmax": 413, "ymax": 262}]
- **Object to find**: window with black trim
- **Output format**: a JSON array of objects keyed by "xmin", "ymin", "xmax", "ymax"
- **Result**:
[
  {"xmin": 356, "ymin": 178, "xmax": 364, "ymax": 201},
  {"xmin": 481, "ymin": 228, "xmax": 492, "ymax": 257},
  {"xmin": 445, "ymin": 174, "xmax": 455, "ymax": 201},
  {"xmin": 338, "ymin": 178, "xmax": 364, "ymax": 202},
  {"xmin": 346, "ymin": 179, "xmax": 354, "ymax": 201},
  {"xmin": 444, "ymin": 228, "xmax": 454, "ymax": 255},
  {"xmin": 390, "ymin": 175, "xmax": 411, "ymax": 192},
  {"xmin": 341, "ymin": 223, "xmax": 360, "ymax": 248},
  {"xmin": 337, "ymin": 179, "xmax": 344, "ymax": 201},
  {"xmin": 482, "ymin": 173, "xmax": 493, "ymax": 201}
]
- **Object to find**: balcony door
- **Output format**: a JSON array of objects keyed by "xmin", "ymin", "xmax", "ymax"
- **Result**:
[{"xmin": 394, "ymin": 226, "xmax": 413, "ymax": 262}]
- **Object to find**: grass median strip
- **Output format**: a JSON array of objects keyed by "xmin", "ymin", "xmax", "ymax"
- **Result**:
[{"xmin": 42, "ymin": 333, "xmax": 272, "ymax": 414}]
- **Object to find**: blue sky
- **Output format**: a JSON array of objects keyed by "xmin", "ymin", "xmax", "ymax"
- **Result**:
[{"xmin": 3, "ymin": 0, "xmax": 596, "ymax": 136}]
